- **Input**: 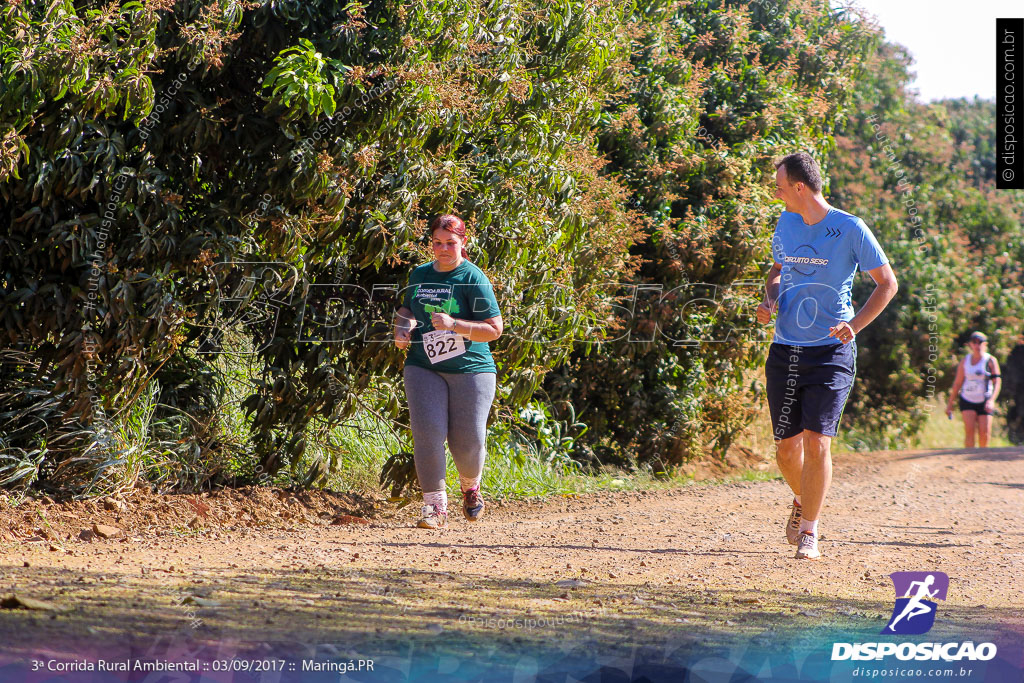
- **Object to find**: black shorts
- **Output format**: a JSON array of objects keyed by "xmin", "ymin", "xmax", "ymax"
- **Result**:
[
  {"xmin": 766, "ymin": 342, "xmax": 856, "ymax": 441},
  {"xmin": 958, "ymin": 397, "xmax": 994, "ymax": 416}
]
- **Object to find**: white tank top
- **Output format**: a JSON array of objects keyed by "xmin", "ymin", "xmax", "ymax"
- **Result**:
[{"xmin": 960, "ymin": 353, "xmax": 993, "ymax": 403}]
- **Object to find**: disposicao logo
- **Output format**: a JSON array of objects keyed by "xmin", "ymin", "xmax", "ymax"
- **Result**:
[
  {"xmin": 883, "ymin": 571, "xmax": 948, "ymax": 635},
  {"xmin": 831, "ymin": 571, "xmax": 998, "ymax": 663}
]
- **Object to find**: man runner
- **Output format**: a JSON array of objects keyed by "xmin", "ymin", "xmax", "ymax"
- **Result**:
[{"xmin": 756, "ymin": 152, "xmax": 898, "ymax": 560}]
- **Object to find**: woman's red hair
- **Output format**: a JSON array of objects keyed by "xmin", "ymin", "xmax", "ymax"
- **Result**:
[{"xmin": 429, "ymin": 214, "xmax": 468, "ymax": 259}]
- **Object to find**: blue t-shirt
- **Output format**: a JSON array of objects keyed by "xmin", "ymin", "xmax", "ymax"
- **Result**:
[{"xmin": 771, "ymin": 208, "xmax": 888, "ymax": 346}]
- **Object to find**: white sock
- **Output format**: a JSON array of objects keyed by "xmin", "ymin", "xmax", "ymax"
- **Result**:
[
  {"xmin": 799, "ymin": 519, "xmax": 818, "ymax": 536},
  {"xmin": 794, "ymin": 495, "xmax": 802, "ymax": 506},
  {"xmin": 423, "ymin": 490, "xmax": 448, "ymax": 513},
  {"xmin": 459, "ymin": 474, "xmax": 481, "ymax": 492}
]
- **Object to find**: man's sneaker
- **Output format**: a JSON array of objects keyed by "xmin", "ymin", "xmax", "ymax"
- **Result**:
[
  {"xmin": 786, "ymin": 500, "xmax": 803, "ymax": 545},
  {"xmin": 462, "ymin": 487, "xmax": 484, "ymax": 521},
  {"xmin": 795, "ymin": 532, "xmax": 820, "ymax": 560},
  {"xmin": 417, "ymin": 504, "xmax": 447, "ymax": 529}
]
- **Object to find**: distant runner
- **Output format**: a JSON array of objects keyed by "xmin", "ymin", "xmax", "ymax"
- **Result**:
[
  {"xmin": 756, "ymin": 152, "xmax": 899, "ymax": 560},
  {"xmin": 394, "ymin": 214, "xmax": 503, "ymax": 529},
  {"xmin": 945, "ymin": 331, "xmax": 1001, "ymax": 448}
]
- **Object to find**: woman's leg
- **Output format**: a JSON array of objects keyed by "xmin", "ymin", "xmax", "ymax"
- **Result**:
[
  {"xmin": 404, "ymin": 365, "xmax": 450, "ymax": 497},
  {"xmin": 977, "ymin": 413, "xmax": 992, "ymax": 448},
  {"xmin": 961, "ymin": 410, "xmax": 977, "ymax": 448},
  {"xmin": 443, "ymin": 372, "xmax": 497, "ymax": 490}
]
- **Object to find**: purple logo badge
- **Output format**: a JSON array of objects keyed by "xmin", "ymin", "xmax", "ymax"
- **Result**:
[{"xmin": 882, "ymin": 572, "xmax": 949, "ymax": 635}]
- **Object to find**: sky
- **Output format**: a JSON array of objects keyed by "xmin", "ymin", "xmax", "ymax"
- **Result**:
[{"xmin": 847, "ymin": 0, "xmax": 1021, "ymax": 102}]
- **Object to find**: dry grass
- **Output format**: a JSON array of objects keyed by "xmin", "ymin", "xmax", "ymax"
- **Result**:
[{"xmin": 906, "ymin": 397, "xmax": 1015, "ymax": 450}]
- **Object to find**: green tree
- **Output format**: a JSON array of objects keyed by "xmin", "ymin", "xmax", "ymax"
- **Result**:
[
  {"xmin": 1, "ymin": 0, "xmax": 641, "ymax": 491},
  {"xmin": 829, "ymin": 43, "xmax": 1024, "ymax": 446},
  {"xmin": 544, "ymin": 0, "xmax": 877, "ymax": 465}
]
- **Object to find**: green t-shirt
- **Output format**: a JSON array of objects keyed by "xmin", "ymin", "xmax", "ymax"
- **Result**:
[{"xmin": 402, "ymin": 260, "xmax": 501, "ymax": 373}]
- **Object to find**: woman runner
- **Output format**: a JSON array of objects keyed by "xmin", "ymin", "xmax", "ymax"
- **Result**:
[
  {"xmin": 946, "ymin": 331, "xmax": 1001, "ymax": 448},
  {"xmin": 393, "ymin": 215, "xmax": 503, "ymax": 529}
]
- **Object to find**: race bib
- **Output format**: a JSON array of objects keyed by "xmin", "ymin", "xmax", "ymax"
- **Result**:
[
  {"xmin": 963, "ymin": 378, "xmax": 984, "ymax": 393},
  {"xmin": 422, "ymin": 329, "xmax": 466, "ymax": 364}
]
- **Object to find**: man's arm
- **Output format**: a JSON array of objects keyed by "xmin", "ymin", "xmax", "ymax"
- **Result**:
[
  {"xmin": 847, "ymin": 263, "xmax": 898, "ymax": 334},
  {"xmin": 765, "ymin": 262, "xmax": 782, "ymax": 305},
  {"xmin": 756, "ymin": 262, "xmax": 783, "ymax": 324}
]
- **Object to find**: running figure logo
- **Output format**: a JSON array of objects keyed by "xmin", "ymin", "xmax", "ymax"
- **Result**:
[{"xmin": 882, "ymin": 571, "xmax": 949, "ymax": 635}]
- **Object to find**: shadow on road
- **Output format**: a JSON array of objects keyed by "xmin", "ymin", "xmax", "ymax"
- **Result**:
[
  {"xmin": 0, "ymin": 563, "xmax": 1020, "ymax": 664},
  {"xmin": 894, "ymin": 446, "xmax": 1024, "ymax": 462},
  {"xmin": 375, "ymin": 541, "xmax": 774, "ymax": 557}
]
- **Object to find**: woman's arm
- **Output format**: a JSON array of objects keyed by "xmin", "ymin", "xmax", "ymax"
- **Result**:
[
  {"xmin": 946, "ymin": 359, "xmax": 965, "ymax": 415},
  {"xmin": 987, "ymin": 357, "xmax": 1002, "ymax": 405},
  {"xmin": 456, "ymin": 315, "xmax": 503, "ymax": 343},
  {"xmin": 430, "ymin": 312, "xmax": 503, "ymax": 343},
  {"xmin": 394, "ymin": 306, "xmax": 416, "ymax": 349}
]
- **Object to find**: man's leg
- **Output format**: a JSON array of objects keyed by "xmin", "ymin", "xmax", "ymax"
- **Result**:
[
  {"xmin": 977, "ymin": 413, "xmax": 992, "ymax": 448},
  {"xmin": 766, "ymin": 343, "xmax": 807, "ymax": 545},
  {"xmin": 776, "ymin": 433, "xmax": 806, "ymax": 546},
  {"xmin": 962, "ymin": 410, "xmax": 977, "ymax": 448},
  {"xmin": 800, "ymin": 430, "xmax": 832, "ymax": 525},
  {"xmin": 792, "ymin": 430, "xmax": 831, "ymax": 559},
  {"xmin": 775, "ymin": 434, "xmax": 804, "ymax": 497},
  {"xmin": 767, "ymin": 343, "xmax": 804, "ymax": 490},
  {"xmin": 794, "ymin": 341, "xmax": 854, "ymax": 559}
]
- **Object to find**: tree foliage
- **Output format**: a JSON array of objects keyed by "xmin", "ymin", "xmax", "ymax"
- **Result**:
[
  {"xmin": 543, "ymin": 0, "xmax": 876, "ymax": 464},
  {"xmin": 828, "ymin": 42, "xmax": 1024, "ymax": 446},
  {"xmin": 4, "ymin": 0, "xmax": 1015, "ymax": 494},
  {"xmin": 2, "ymin": 0, "xmax": 641, "ymax": 491}
]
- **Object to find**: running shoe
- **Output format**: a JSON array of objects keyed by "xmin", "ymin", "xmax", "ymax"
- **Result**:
[
  {"xmin": 462, "ymin": 487, "xmax": 485, "ymax": 521},
  {"xmin": 417, "ymin": 504, "xmax": 448, "ymax": 529},
  {"xmin": 786, "ymin": 500, "xmax": 802, "ymax": 545},
  {"xmin": 795, "ymin": 532, "xmax": 820, "ymax": 560}
]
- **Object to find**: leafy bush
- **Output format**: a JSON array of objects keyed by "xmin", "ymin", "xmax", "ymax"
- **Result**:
[
  {"xmin": 1, "ymin": 0, "xmax": 640, "ymax": 492},
  {"xmin": 8, "ymin": 0, "xmax": 1013, "ymax": 496},
  {"xmin": 829, "ymin": 43, "xmax": 1024, "ymax": 445},
  {"xmin": 544, "ymin": 0, "xmax": 877, "ymax": 464}
]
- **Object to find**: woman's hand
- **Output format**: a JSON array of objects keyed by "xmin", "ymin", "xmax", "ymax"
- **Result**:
[
  {"xmin": 984, "ymin": 398, "xmax": 996, "ymax": 414},
  {"xmin": 394, "ymin": 311, "xmax": 417, "ymax": 350},
  {"xmin": 395, "ymin": 326, "xmax": 412, "ymax": 350},
  {"xmin": 945, "ymin": 404, "xmax": 953, "ymax": 419},
  {"xmin": 394, "ymin": 307, "xmax": 416, "ymax": 349},
  {"xmin": 430, "ymin": 311, "xmax": 456, "ymax": 332}
]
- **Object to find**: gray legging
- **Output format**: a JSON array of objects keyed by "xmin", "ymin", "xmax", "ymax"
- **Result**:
[{"xmin": 403, "ymin": 365, "xmax": 497, "ymax": 494}]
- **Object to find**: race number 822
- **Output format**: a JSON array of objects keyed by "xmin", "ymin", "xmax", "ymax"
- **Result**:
[{"xmin": 422, "ymin": 329, "xmax": 466, "ymax": 364}]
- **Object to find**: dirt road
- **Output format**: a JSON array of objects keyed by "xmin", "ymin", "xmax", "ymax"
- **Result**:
[{"xmin": 1, "ymin": 447, "xmax": 1023, "ymax": 679}]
